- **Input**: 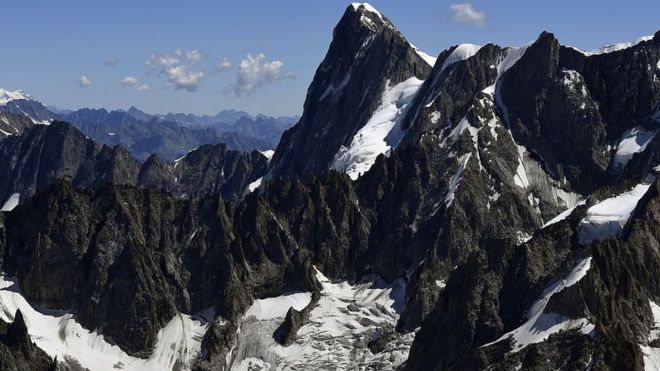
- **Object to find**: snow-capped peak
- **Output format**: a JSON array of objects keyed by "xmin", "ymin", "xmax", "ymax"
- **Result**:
[
  {"xmin": 0, "ymin": 88, "xmax": 32, "ymax": 106},
  {"xmin": 350, "ymin": 2, "xmax": 391, "ymax": 31}
]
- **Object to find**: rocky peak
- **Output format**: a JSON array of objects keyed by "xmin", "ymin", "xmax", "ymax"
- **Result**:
[{"xmin": 268, "ymin": 3, "xmax": 432, "ymax": 180}]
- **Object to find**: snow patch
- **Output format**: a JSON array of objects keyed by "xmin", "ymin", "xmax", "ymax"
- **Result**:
[
  {"xmin": 331, "ymin": 77, "xmax": 424, "ymax": 180},
  {"xmin": 0, "ymin": 276, "xmax": 212, "ymax": 371},
  {"xmin": 641, "ymin": 301, "xmax": 660, "ymax": 370},
  {"xmin": 578, "ymin": 177, "xmax": 655, "ymax": 245},
  {"xmin": 1, "ymin": 193, "xmax": 20, "ymax": 212},
  {"xmin": 513, "ymin": 145, "xmax": 530, "ymax": 189},
  {"xmin": 259, "ymin": 149, "xmax": 275, "ymax": 161},
  {"xmin": 612, "ymin": 127, "xmax": 657, "ymax": 172},
  {"xmin": 247, "ymin": 177, "xmax": 263, "ymax": 193},
  {"xmin": 445, "ymin": 153, "xmax": 472, "ymax": 208},
  {"xmin": 542, "ymin": 200, "xmax": 587, "ymax": 229}
]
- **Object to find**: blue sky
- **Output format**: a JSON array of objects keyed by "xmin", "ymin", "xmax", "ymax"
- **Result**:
[{"xmin": 1, "ymin": 1, "xmax": 658, "ymax": 116}]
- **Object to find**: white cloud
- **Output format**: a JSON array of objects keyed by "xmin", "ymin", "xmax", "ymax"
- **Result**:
[
  {"xmin": 231, "ymin": 53, "xmax": 294, "ymax": 96},
  {"xmin": 186, "ymin": 49, "xmax": 205, "ymax": 65},
  {"xmin": 137, "ymin": 84, "xmax": 151, "ymax": 92},
  {"xmin": 216, "ymin": 57, "xmax": 231, "ymax": 72},
  {"xmin": 145, "ymin": 49, "xmax": 206, "ymax": 92},
  {"xmin": 79, "ymin": 75, "xmax": 92, "ymax": 88},
  {"xmin": 449, "ymin": 3, "xmax": 487, "ymax": 28},
  {"xmin": 120, "ymin": 76, "xmax": 140, "ymax": 88}
]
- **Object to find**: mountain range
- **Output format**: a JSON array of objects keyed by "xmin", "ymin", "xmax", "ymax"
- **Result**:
[
  {"xmin": 0, "ymin": 91, "xmax": 297, "ymax": 161},
  {"xmin": 0, "ymin": 3, "xmax": 658, "ymax": 370}
]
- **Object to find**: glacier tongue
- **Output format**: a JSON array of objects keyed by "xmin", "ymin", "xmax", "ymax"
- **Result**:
[{"xmin": 331, "ymin": 77, "xmax": 424, "ymax": 180}]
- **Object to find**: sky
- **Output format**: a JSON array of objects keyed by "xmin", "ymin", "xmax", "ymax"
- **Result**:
[{"xmin": 1, "ymin": 1, "xmax": 658, "ymax": 117}]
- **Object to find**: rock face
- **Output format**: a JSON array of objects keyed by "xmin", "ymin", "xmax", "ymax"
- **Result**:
[
  {"xmin": 0, "ymin": 4, "xmax": 659, "ymax": 371},
  {"xmin": 268, "ymin": 3, "xmax": 432, "ymax": 179},
  {"xmin": 0, "ymin": 99, "xmax": 58, "ymax": 125},
  {"xmin": 0, "ymin": 121, "xmax": 268, "ymax": 205},
  {"xmin": 0, "ymin": 311, "xmax": 56, "ymax": 371},
  {"xmin": 0, "ymin": 112, "xmax": 34, "ymax": 139}
]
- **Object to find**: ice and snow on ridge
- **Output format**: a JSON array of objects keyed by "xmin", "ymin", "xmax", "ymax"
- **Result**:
[
  {"xmin": 584, "ymin": 35, "xmax": 653, "ymax": 56},
  {"xmin": 440, "ymin": 43, "xmax": 482, "ymax": 72},
  {"xmin": 482, "ymin": 257, "xmax": 595, "ymax": 352},
  {"xmin": 578, "ymin": 176, "xmax": 655, "ymax": 245},
  {"xmin": 410, "ymin": 43, "xmax": 437, "ymax": 67},
  {"xmin": 331, "ymin": 76, "xmax": 424, "ymax": 180},
  {"xmin": 612, "ymin": 127, "xmax": 657, "ymax": 172},
  {"xmin": 0, "ymin": 275, "xmax": 212, "ymax": 371}
]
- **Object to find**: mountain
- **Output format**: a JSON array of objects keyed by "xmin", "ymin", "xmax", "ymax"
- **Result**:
[
  {"xmin": 0, "ymin": 91, "xmax": 295, "ymax": 161},
  {"xmin": 159, "ymin": 109, "xmax": 253, "ymax": 127},
  {"xmin": 0, "ymin": 89, "xmax": 58, "ymax": 125},
  {"xmin": 215, "ymin": 115, "xmax": 299, "ymax": 148},
  {"xmin": 0, "ymin": 3, "xmax": 659, "ymax": 371},
  {"xmin": 268, "ymin": 3, "xmax": 433, "ymax": 179},
  {"xmin": 0, "ymin": 121, "xmax": 268, "ymax": 207}
]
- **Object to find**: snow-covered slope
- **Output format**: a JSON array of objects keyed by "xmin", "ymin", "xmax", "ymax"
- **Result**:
[
  {"xmin": 331, "ymin": 77, "xmax": 424, "ymax": 179},
  {"xmin": 578, "ymin": 176, "xmax": 655, "ymax": 244},
  {"xmin": 483, "ymin": 257, "xmax": 595, "ymax": 352},
  {"xmin": 0, "ymin": 275, "xmax": 212, "ymax": 371},
  {"xmin": 612, "ymin": 127, "xmax": 657, "ymax": 172}
]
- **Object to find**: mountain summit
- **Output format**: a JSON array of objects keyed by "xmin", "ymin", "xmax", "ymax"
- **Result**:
[{"xmin": 268, "ymin": 2, "xmax": 433, "ymax": 179}]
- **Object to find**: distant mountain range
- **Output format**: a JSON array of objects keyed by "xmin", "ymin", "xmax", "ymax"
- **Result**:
[{"xmin": 0, "ymin": 89, "xmax": 298, "ymax": 161}]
